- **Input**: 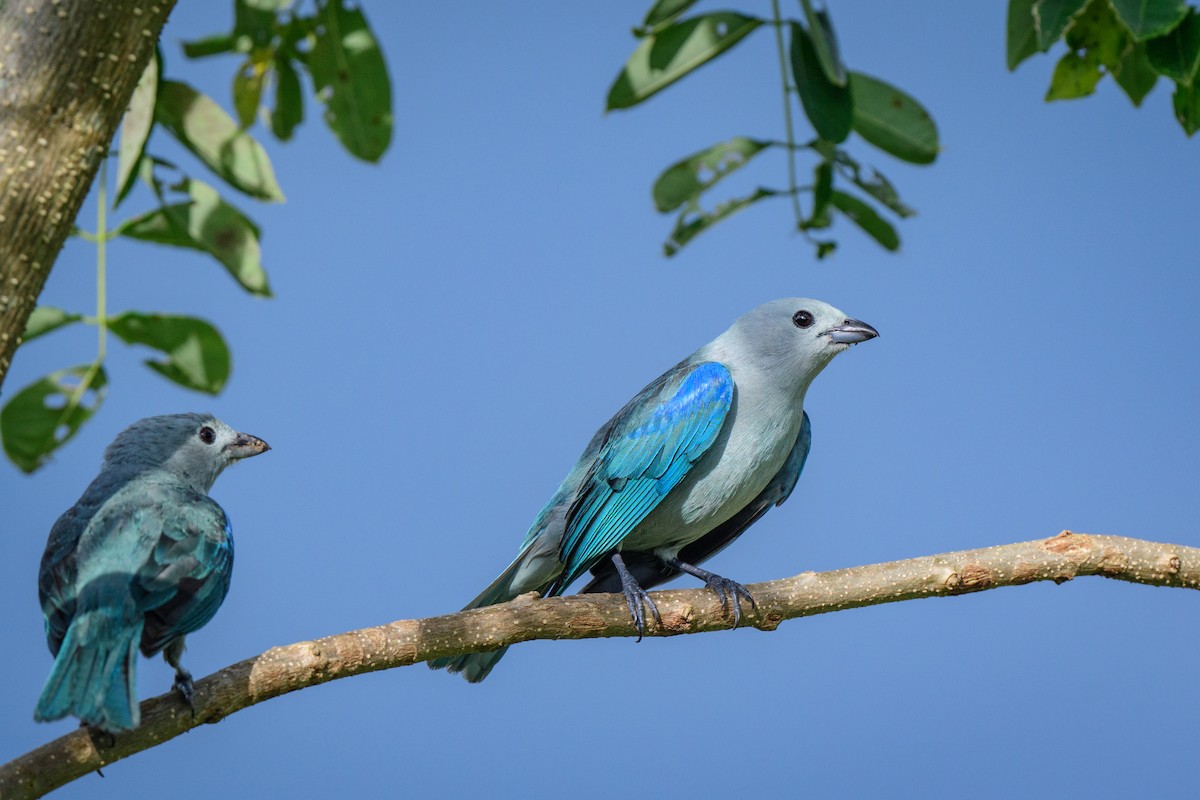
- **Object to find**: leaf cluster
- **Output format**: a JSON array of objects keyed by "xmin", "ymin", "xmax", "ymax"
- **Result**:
[
  {"xmin": 607, "ymin": 0, "xmax": 939, "ymax": 257},
  {"xmin": 3, "ymin": 0, "xmax": 393, "ymax": 473}
]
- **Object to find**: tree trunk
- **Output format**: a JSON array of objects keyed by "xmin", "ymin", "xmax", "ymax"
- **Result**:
[{"xmin": 0, "ymin": 0, "xmax": 177, "ymax": 390}]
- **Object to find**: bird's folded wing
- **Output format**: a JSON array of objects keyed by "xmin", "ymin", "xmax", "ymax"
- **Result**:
[
  {"xmin": 554, "ymin": 361, "xmax": 733, "ymax": 591},
  {"xmin": 137, "ymin": 493, "xmax": 234, "ymax": 654}
]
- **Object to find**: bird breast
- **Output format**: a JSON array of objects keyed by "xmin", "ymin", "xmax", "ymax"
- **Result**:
[{"xmin": 625, "ymin": 379, "xmax": 803, "ymax": 554}]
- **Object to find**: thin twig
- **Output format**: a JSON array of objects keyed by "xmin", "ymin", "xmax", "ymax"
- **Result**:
[{"xmin": 2, "ymin": 531, "xmax": 1197, "ymax": 799}]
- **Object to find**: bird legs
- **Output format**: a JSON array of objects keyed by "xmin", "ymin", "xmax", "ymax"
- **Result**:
[
  {"xmin": 663, "ymin": 557, "xmax": 756, "ymax": 627},
  {"xmin": 611, "ymin": 553, "xmax": 661, "ymax": 641},
  {"xmin": 163, "ymin": 638, "xmax": 195, "ymax": 713}
]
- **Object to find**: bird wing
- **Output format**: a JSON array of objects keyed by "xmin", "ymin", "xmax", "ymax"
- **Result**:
[
  {"xmin": 137, "ymin": 490, "xmax": 234, "ymax": 655},
  {"xmin": 551, "ymin": 361, "xmax": 733, "ymax": 592},
  {"xmin": 580, "ymin": 411, "xmax": 811, "ymax": 594}
]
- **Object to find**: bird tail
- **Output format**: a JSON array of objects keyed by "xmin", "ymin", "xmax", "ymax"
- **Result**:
[
  {"xmin": 34, "ymin": 605, "xmax": 143, "ymax": 732},
  {"xmin": 428, "ymin": 536, "xmax": 562, "ymax": 682}
]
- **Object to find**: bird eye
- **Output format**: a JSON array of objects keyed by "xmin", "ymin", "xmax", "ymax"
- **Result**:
[
  {"xmin": 792, "ymin": 310, "xmax": 814, "ymax": 329},
  {"xmin": 198, "ymin": 426, "xmax": 216, "ymax": 445}
]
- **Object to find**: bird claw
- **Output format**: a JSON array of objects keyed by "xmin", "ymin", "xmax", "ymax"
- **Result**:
[
  {"xmin": 619, "ymin": 572, "xmax": 661, "ymax": 642},
  {"xmin": 173, "ymin": 670, "xmax": 195, "ymax": 713},
  {"xmin": 704, "ymin": 575, "xmax": 756, "ymax": 628}
]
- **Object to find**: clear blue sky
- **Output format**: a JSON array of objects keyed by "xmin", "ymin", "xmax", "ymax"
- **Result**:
[{"xmin": 4, "ymin": 2, "xmax": 1199, "ymax": 797}]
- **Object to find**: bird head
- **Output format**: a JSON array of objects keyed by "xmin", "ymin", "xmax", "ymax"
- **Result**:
[
  {"xmin": 716, "ymin": 298, "xmax": 878, "ymax": 395},
  {"xmin": 103, "ymin": 413, "xmax": 270, "ymax": 493}
]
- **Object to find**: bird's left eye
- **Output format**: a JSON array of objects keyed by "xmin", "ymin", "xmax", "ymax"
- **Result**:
[
  {"xmin": 792, "ymin": 310, "xmax": 814, "ymax": 328},
  {"xmin": 198, "ymin": 426, "xmax": 216, "ymax": 445}
]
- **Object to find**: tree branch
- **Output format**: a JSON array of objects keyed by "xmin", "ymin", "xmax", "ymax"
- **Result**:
[
  {"xmin": 3, "ymin": 531, "xmax": 1197, "ymax": 798},
  {"xmin": 0, "ymin": 0, "xmax": 177, "ymax": 390}
]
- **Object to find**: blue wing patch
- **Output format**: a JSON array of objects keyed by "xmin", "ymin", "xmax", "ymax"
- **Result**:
[{"xmin": 552, "ymin": 361, "xmax": 733, "ymax": 591}]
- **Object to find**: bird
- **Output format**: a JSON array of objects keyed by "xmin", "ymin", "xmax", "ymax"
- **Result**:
[
  {"xmin": 34, "ymin": 413, "xmax": 270, "ymax": 732},
  {"xmin": 429, "ymin": 298, "xmax": 877, "ymax": 682}
]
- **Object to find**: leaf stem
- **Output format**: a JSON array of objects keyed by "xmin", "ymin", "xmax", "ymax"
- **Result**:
[
  {"xmin": 770, "ymin": 0, "xmax": 804, "ymax": 228},
  {"xmin": 96, "ymin": 158, "xmax": 108, "ymax": 362}
]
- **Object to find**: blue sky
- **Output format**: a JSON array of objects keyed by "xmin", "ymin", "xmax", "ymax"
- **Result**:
[{"xmin": 3, "ymin": 2, "xmax": 1199, "ymax": 797}]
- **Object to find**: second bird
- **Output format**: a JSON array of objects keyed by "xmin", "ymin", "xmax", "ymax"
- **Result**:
[{"xmin": 430, "ymin": 298, "xmax": 877, "ymax": 682}]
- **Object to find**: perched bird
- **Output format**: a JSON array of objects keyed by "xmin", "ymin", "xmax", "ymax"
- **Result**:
[
  {"xmin": 35, "ymin": 413, "xmax": 269, "ymax": 732},
  {"xmin": 430, "ymin": 298, "xmax": 877, "ymax": 681}
]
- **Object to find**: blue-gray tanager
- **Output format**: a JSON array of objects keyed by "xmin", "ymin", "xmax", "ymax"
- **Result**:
[
  {"xmin": 35, "ymin": 413, "xmax": 269, "ymax": 732},
  {"xmin": 430, "ymin": 298, "xmax": 877, "ymax": 681}
]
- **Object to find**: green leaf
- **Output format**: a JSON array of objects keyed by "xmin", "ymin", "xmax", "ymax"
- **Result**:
[
  {"xmin": 833, "ymin": 151, "xmax": 916, "ymax": 217},
  {"xmin": 155, "ymin": 79, "xmax": 285, "ymax": 201},
  {"xmin": 233, "ymin": 58, "xmax": 268, "ymax": 129},
  {"xmin": 805, "ymin": 160, "xmax": 833, "ymax": 229},
  {"xmin": 849, "ymin": 72, "xmax": 939, "ymax": 164},
  {"xmin": 1110, "ymin": 0, "xmax": 1188, "ymax": 40},
  {"xmin": 1008, "ymin": 0, "xmax": 1040, "ymax": 69},
  {"xmin": 1, "ymin": 365, "xmax": 107, "ymax": 473},
  {"xmin": 234, "ymin": 0, "xmax": 278, "ymax": 50},
  {"xmin": 663, "ymin": 187, "xmax": 777, "ymax": 256},
  {"xmin": 607, "ymin": 13, "xmax": 763, "ymax": 110},
  {"xmin": 1114, "ymin": 41, "xmax": 1159, "ymax": 104},
  {"xmin": 635, "ymin": 0, "xmax": 700, "ymax": 36},
  {"xmin": 271, "ymin": 54, "xmax": 304, "ymax": 140},
  {"xmin": 801, "ymin": 0, "xmax": 847, "ymax": 86},
  {"xmin": 1066, "ymin": 0, "xmax": 1131, "ymax": 66},
  {"xmin": 115, "ymin": 51, "xmax": 159, "ymax": 208},
  {"xmin": 1034, "ymin": 0, "xmax": 1089, "ymax": 50},
  {"xmin": 1045, "ymin": 50, "xmax": 1103, "ymax": 99},
  {"xmin": 789, "ymin": 22, "xmax": 853, "ymax": 143},
  {"xmin": 1173, "ymin": 79, "xmax": 1200, "ymax": 134},
  {"xmin": 308, "ymin": 0, "xmax": 393, "ymax": 162},
  {"xmin": 22, "ymin": 307, "xmax": 84, "ymax": 344},
  {"xmin": 183, "ymin": 34, "xmax": 239, "ymax": 59},
  {"xmin": 1146, "ymin": 10, "xmax": 1200, "ymax": 83},
  {"xmin": 830, "ymin": 190, "xmax": 899, "ymax": 250},
  {"xmin": 653, "ymin": 137, "xmax": 771, "ymax": 212},
  {"xmin": 108, "ymin": 313, "xmax": 232, "ymax": 394},
  {"xmin": 118, "ymin": 179, "xmax": 271, "ymax": 296}
]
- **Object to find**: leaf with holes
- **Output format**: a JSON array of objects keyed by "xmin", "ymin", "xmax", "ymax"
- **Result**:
[
  {"xmin": 308, "ymin": 0, "xmax": 393, "ymax": 162},
  {"xmin": 653, "ymin": 137, "xmax": 771, "ymax": 212},
  {"xmin": 1, "ymin": 365, "xmax": 108, "ymax": 473},
  {"xmin": 608, "ymin": 13, "xmax": 763, "ymax": 110},
  {"xmin": 833, "ymin": 150, "xmax": 915, "ymax": 217},
  {"xmin": 22, "ymin": 307, "xmax": 85, "ymax": 344},
  {"xmin": 109, "ymin": 313, "xmax": 232, "ymax": 395},
  {"xmin": 663, "ymin": 187, "xmax": 777, "ymax": 256},
  {"xmin": 118, "ymin": 179, "xmax": 270, "ymax": 296},
  {"xmin": 115, "ymin": 51, "xmax": 159, "ymax": 208},
  {"xmin": 155, "ymin": 79, "xmax": 285, "ymax": 201},
  {"xmin": 830, "ymin": 190, "xmax": 899, "ymax": 250},
  {"xmin": 850, "ymin": 72, "xmax": 938, "ymax": 164}
]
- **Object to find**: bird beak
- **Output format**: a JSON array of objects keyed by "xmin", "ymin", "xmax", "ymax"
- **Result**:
[
  {"xmin": 226, "ymin": 432, "xmax": 270, "ymax": 459},
  {"xmin": 828, "ymin": 318, "xmax": 879, "ymax": 345}
]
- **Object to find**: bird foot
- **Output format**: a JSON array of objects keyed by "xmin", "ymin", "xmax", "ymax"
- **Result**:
[
  {"xmin": 618, "ymin": 569, "xmax": 661, "ymax": 642},
  {"xmin": 704, "ymin": 574, "xmax": 756, "ymax": 627},
  {"xmin": 173, "ymin": 670, "xmax": 195, "ymax": 713}
]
